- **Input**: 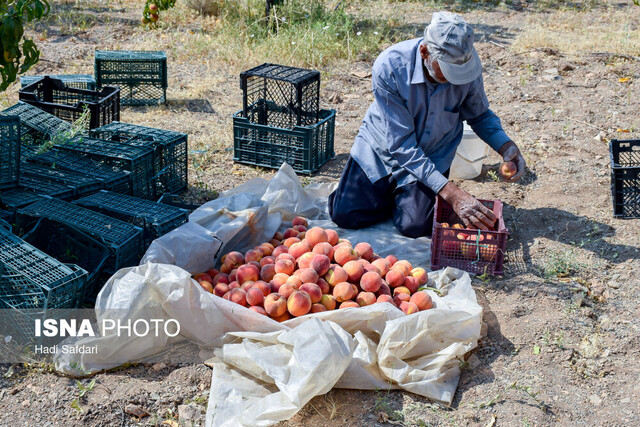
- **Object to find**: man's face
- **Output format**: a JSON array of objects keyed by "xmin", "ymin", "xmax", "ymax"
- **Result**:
[{"xmin": 419, "ymin": 44, "xmax": 448, "ymax": 84}]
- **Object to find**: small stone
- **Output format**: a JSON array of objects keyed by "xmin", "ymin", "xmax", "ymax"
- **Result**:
[
  {"xmin": 21, "ymin": 400, "xmax": 29, "ymax": 407},
  {"xmin": 621, "ymin": 397, "xmax": 631, "ymax": 404},
  {"xmin": 124, "ymin": 404, "xmax": 149, "ymax": 419},
  {"xmin": 468, "ymin": 354, "xmax": 481, "ymax": 370},
  {"xmin": 608, "ymin": 282, "xmax": 621, "ymax": 289},
  {"xmin": 150, "ymin": 392, "xmax": 161, "ymax": 401},
  {"xmin": 178, "ymin": 404, "xmax": 202, "ymax": 422},
  {"xmin": 589, "ymin": 395, "xmax": 602, "ymax": 405},
  {"xmin": 480, "ymin": 321, "xmax": 488, "ymax": 338},
  {"xmin": 152, "ymin": 363, "xmax": 166, "ymax": 371}
]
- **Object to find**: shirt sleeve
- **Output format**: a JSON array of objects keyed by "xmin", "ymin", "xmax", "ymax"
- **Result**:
[
  {"xmin": 461, "ymin": 75, "xmax": 511, "ymax": 152},
  {"xmin": 372, "ymin": 65, "xmax": 449, "ymax": 193}
]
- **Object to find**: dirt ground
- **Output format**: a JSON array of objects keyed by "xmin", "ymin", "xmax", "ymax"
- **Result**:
[{"xmin": 1, "ymin": 1, "xmax": 639, "ymax": 426}]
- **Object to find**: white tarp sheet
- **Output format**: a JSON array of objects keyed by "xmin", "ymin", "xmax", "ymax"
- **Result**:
[{"xmin": 54, "ymin": 163, "xmax": 482, "ymax": 426}]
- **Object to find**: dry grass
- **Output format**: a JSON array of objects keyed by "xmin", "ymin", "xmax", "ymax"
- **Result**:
[{"xmin": 512, "ymin": 2, "xmax": 640, "ymax": 56}]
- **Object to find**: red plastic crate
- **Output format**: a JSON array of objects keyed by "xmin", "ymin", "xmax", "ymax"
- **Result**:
[{"xmin": 430, "ymin": 196, "xmax": 508, "ymax": 275}]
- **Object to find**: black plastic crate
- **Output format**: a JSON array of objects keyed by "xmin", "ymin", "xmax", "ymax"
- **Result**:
[
  {"xmin": 54, "ymin": 136, "xmax": 155, "ymax": 199},
  {"xmin": 18, "ymin": 76, "xmax": 120, "ymax": 130},
  {"xmin": 27, "ymin": 149, "xmax": 132, "ymax": 195},
  {"xmin": 22, "ymin": 218, "xmax": 110, "ymax": 305},
  {"xmin": 0, "ymin": 115, "xmax": 21, "ymax": 190},
  {"xmin": 0, "ymin": 188, "xmax": 43, "ymax": 217},
  {"xmin": 241, "ymin": 63, "xmax": 320, "ymax": 129},
  {"xmin": 19, "ymin": 175, "xmax": 76, "ymax": 200},
  {"xmin": 233, "ymin": 107, "xmax": 335, "ymax": 174},
  {"xmin": 90, "ymin": 121, "xmax": 187, "ymax": 194},
  {"xmin": 74, "ymin": 190, "xmax": 189, "ymax": 247},
  {"xmin": 1, "ymin": 102, "xmax": 73, "ymax": 156},
  {"xmin": 20, "ymin": 162, "xmax": 104, "ymax": 198},
  {"xmin": 17, "ymin": 197, "xmax": 144, "ymax": 274},
  {"xmin": 0, "ymin": 223, "xmax": 87, "ymax": 311},
  {"xmin": 95, "ymin": 50, "xmax": 167, "ymax": 106},
  {"xmin": 610, "ymin": 139, "xmax": 640, "ymax": 219},
  {"xmin": 20, "ymin": 74, "xmax": 96, "ymax": 91}
]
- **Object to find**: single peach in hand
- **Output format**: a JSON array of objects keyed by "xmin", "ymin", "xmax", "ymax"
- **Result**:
[{"xmin": 500, "ymin": 161, "xmax": 517, "ymax": 180}]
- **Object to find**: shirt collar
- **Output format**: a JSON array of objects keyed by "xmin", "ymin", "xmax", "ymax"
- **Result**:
[{"xmin": 411, "ymin": 42, "xmax": 427, "ymax": 85}]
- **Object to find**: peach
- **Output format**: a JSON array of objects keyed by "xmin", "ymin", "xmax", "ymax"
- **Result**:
[
  {"xmin": 371, "ymin": 259, "xmax": 391, "ymax": 277},
  {"xmin": 258, "ymin": 243, "xmax": 274, "ymax": 256},
  {"xmin": 289, "ymin": 241, "xmax": 311, "ymax": 260},
  {"xmin": 310, "ymin": 303, "xmax": 327, "ymax": 313},
  {"xmin": 241, "ymin": 281, "xmax": 255, "ymax": 291},
  {"xmin": 306, "ymin": 227, "xmax": 329, "ymax": 248},
  {"xmin": 296, "ymin": 252, "xmax": 314, "ymax": 269},
  {"xmin": 245, "ymin": 248, "xmax": 263, "ymax": 263},
  {"xmin": 320, "ymin": 294, "xmax": 337, "ymax": 311},
  {"xmin": 199, "ymin": 281, "xmax": 213, "ymax": 293},
  {"xmin": 339, "ymin": 301, "xmax": 359, "ymax": 309},
  {"xmin": 194, "ymin": 273, "xmax": 213, "ymax": 283},
  {"xmin": 360, "ymin": 271, "xmax": 382, "ymax": 293},
  {"xmin": 287, "ymin": 290, "xmax": 312, "ymax": 317},
  {"xmin": 324, "ymin": 265, "xmax": 348, "ymax": 286},
  {"xmin": 273, "ymin": 231, "xmax": 284, "ymax": 241},
  {"xmin": 354, "ymin": 242, "xmax": 374, "ymax": 260},
  {"xmin": 269, "ymin": 238, "xmax": 281, "ymax": 247},
  {"xmin": 376, "ymin": 282, "xmax": 391, "ymax": 296},
  {"xmin": 214, "ymin": 283, "xmax": 230, "ymax": 297},
  {"xmin": 249, "ymin": 306, "xmax": 267, "ymax": 316},
  {"xmin": 294, "ymin": 268, "xmax": 319, "ymax": 284},
  {"xmin": 410, "ymin": 291, "xmax": 433, "ymax": 311},
  {"xmin": 264, "ymin": 293, "xmax": 287, "ymax": 318},
  {"xmin": 273, "ymin": 312, "xmax": 291, "ymax": 322},
  {"xmin": 393, "ymin": 286, "xmax": 411, "ymax": 296},
  {"xmin": 279, "ymin": 282, "xmax": 299, "ymax": 299},
  {"xmin": 299, "ymin": 283, "xmax": 323, "ymax": 303},
  {"xmin": 213, "ymin": 273, "xmax": 229, "ymax": 285},
  {"xmin": 272, "ymin": 245, "xmax": 289, "ymax": 257},
  {"xmin": 350, "ymin": 284, "xmax": 359, "ymax": 299},
  {"xmin": 276, "ymin": 253, "xmax": 296, "ymax": 263},
  {"xmin": 219, "ymin": 263, "xmax": 231, "ymax": 274},
  {"xmin": 272, "ymin": 273, "xmax": 290, "ymax": 287},
  {"xmin": 500, "ymin": 161, "xmax": 517, "ymax": 180},
  {"xmin": 359, "ymin": 259, "xmax": 370, "ymax": 267},
  {"xmin": 370, "ymin": 254, "xmax": 381, "ymax": 261},
  {"xmin": 399, "ymin": 301, "xmax": 419, "ymax": 315},
  {"xmin": 229, "ymin": 269, "xmax": 237, "ymax": 283},
  {"xmin": 410, "ymin": 267, "xmax": 429, "ymax": 286},
  {"xmin": 246, "ymin": 287, "xmax": 265, "ymax": 306},
  {"xmin": 333, "ymin": 282, "xmax": 353, "ymax": 302},
  {"xmin": 317, "ymin": 278, "xmax": 330, "ymax": 294},
  {"xmin": 260, "ymin": 264, "xmax": 276, "ymax": 282},
  {"xmin": 384, "ymin": 254, "xmax": 398, "ymax": 266},
  {"xmin": 283, "ymin": 228, "xmax": 299, "ymax": 239},
  {"xmin": 275, "ymin": 259, "xmax": 295, "ymax": 276},
  {"xmin": 223, "ymin": 291, "xmax": 231, "ymax": 301},
  {"xmin": 393, "ymin": 293, "xmax": 410, "ymax": 306},
  {"xmin": 269, "ymin": 280, "xmax": 282, "ymax": 293},
  {"xmin": 403, "ymin": 276, "xmax": 420, "ymax": 294},
  {"xmin": 385, "ymin": 269, "xmax": 405, "ymax": 288},
  {"xmin": 338, "ymin": 238, "xmax": 352, "ymax": 246},
  {"xmin": 325, "ymin": 228, "xmax": 339, "ymax": 246},
  {"xmin": 461, "ymin": 234, "xmax": 484, "ymax": 259},
  {"xmin": 343, "ymin": 260, "xmax": 365, "ymax": 283},
  {"xmin": 312, "ymin": 242, "xmax": 334, "ymax": 260},
  {"xmin": 376, "ymin": 294, "xmax": 396, "ymax": 306},
  {"xmin": 229, "ymin": 288, "xmax": 247, "ymax": 306},
  {"xmin": 207, "ymin": 268, "xmax": 219, "ymax": 278},
  {"xmin": 364, "ymin": 264, "xmax": 381, "ymax": 275},
  {"xmin": 391, "ymin": 261, "xmax": 412, "ymax": 277},
  {"xmin": 229, "ymin": 280, "xmax": 240, "ymax": 289},
  {"xmin": 334, "ymin": 246, "xmax": 358, "ymax": 266},
  {"xmin": 224, "ymin": 251, "xmax": 244, "ymax": 269},
  {"xmin": 236, "ymin": 264, "xmax": 260, "ymax": 284},
  {"xmin": 310, "ymin": 254, "xmax": 331, "ymax": 276},
  {"xmin": 356, "ymin": 291, "xmax": 376, "ymax": 307},
  {"xmin": 260, "ymin": 256, "xmax": 276, "ymax": 267},
  {"xmin": 285, "ymin": 275, "xmax": 303, "ymax": 287},
  {"xmin": 283, "ymin": 237, "xmax": 301, "ymax": 248},
  {"xmin": 253, "ymin": 281, "xmax": 271, "ymax": 296},
  {"xmin": 292, "ymin": 216, "xmax": 308, "ymax": 228},
  {"xmin": 297, "ymin": 232, "xmax": 306, "ymax": 240},
  {"xmin": 293, "ymin": 224, "xmax": 307, "ymax": 233},
  {"xmin": 248, "ymin": 261, "xmax": 261, "ymax": 271},
  {"xmin": 480, "ymin": 234, "xmax": 498, "ymax": 261}
]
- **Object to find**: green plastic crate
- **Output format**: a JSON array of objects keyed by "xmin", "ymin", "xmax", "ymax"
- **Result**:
[
  {"xmin": 74, "ymin": 190, "xmax": 189, "ymax": 247},
  {"xmin": 20, "ymin": 74, "xmax": 96, "ymax": 91},
  {"xmin": 0, "ymin": 115, "xmax": 21, "ymax": 190},
  {"xmin": 54, "ymin": 136, "xmax": 156, "ymax": 199},
  {"xmin": 90, "ymin": 121, "xmax": 187, "ymax": 194},
  {"xmin": 17, "ymin": 197, "xmax": 144, "ymax": 274},
  {"xmin": 21, "ymin": 162, "xmax": 104, "ymax": 198},
  {"xmin": 19, "ymin": 175, "xmax": 76, "ymax": 200},
  {"xmin": 95, "ymin": 50, "xmax": 167, "ymax": 106},
  {"xmin": 233, "ymin": 107, "xmax": 335, "ymax": 174}
]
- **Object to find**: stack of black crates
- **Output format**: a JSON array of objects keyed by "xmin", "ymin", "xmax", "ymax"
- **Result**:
[{"xmin": 233, "ymin": 63, "xmax": 335, "ymax": 174}]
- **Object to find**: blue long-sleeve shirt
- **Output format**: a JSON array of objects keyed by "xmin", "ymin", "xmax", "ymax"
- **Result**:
[{"xmin": 350, "ymin": 38, "xmax": 511, "ymax": 193}]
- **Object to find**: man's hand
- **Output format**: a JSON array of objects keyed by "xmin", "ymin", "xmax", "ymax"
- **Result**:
[
  {"xmin": 438, "ymin": 182, "xmax": 497, "ymax": 230},
  {"xmin": 499, "ymin": 141, "xmax": 526, "ymax": 182}
]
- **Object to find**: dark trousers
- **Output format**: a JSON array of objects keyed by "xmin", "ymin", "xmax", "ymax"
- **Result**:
[{"xmin": 328, "ymin": 157, "xmax": 445, "ymax": 238}]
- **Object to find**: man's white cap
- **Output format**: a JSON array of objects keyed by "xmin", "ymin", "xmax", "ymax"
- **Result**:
[{"xmin": 424, "ymin": 11, "xmax": 482, "ymax": 85}]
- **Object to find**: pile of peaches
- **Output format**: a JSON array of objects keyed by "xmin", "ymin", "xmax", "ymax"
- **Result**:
[{"xmin": 193, "ymin": 217, "xmax": 434, "ymax": 322}]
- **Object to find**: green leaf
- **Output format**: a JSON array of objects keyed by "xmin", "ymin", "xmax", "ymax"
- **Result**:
[{"xmin": 533, "ymin": 346, "xmax": 541, "ymax": 355}]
